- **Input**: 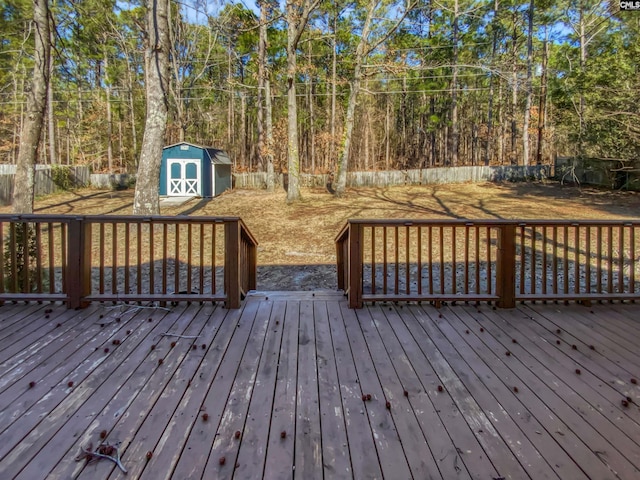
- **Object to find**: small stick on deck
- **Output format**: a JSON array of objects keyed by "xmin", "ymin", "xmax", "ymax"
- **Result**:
[
  {"xmin": 77, "ymin": 443, "xmax": 128, "ymax": 474},
  {"xmin": 103, "ymin": 304, "xmax": 171, "ymax": 313},
  {"xmin": 160, "ymin": 333, "xmax": 201, "ymax": 339}
]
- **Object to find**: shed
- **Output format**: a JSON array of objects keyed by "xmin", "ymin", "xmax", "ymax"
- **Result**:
[{"xmin": 160, "ymin": 142, "xmax": 232, "ymax": 197}]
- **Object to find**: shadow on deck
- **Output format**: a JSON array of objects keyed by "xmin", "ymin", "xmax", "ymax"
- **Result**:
[{"xmin": 0, "ymin": 292, "xmax": 639, "ymax": 479}]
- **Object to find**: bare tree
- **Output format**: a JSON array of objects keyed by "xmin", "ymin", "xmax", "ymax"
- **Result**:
[
  {"xmin": 13, "ymin": 0, "xmax": 50, "ymax": 214},
  {"xmin": 285, "ymin": 0, "xmax": 320, "ymax": 202},
  {"xmin": 522, "ymin": 0, "xmax": 534, "ymax": 167},
  {"xmin": 133, "ymin": 0, "xmax": 171, "ymax": 215},
  {"xmin": 257, "ymin": 0, "xmax": 276, "ymax": 191},
  {"xmin": 334, "ymin": 0, "xmax": 415, "ymax": 197}
]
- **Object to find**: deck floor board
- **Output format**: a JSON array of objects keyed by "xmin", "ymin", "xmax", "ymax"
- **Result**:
[{"xmin": 1, "ymin": 293, "xmax": 640, "ymax": 479}]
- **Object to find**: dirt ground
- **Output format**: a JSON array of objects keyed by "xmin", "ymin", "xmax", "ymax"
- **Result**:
[{"xmin": 3, "ymin": 181, "xmax": 639, "ymax": 290}]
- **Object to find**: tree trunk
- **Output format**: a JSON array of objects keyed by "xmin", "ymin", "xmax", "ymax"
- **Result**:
[
  {"xmin": 133, "ymin": 0, "xmax": 170, "ymax": 215},
  {"xmin": 126, "ymin": 58, "xmax": 138, "ymax": 168},
  {"xmin": 522, "ymin": 0, "xmax": 534, "ymax": 167},
  {"xmin": 286, "ymin": 19, "xmax": 301, "ymax": 202},
  {"xmin": 449, "ymin": 0, "xmax": 459, "ymax": 167},
  {"xmin": 307, "ymin": 43, "xmax": 315, "ymax": 173},
  {"xmin": 47, "ymin": 28, "xmax": 56, "ymax": 166},
  {"xmin": 330, "ymin": 13, "xmax": 338, "ymax": 168},
  {"xmin": 578, "ymin": 4, "xmax": 586, "ymax": 155},
  {"xmin": 498, "ymin": 82, "xmax": 504, "ymax": 164},
  {"xmin": 484, "ymin": 0, "xmax": 499, "ymax": 166},
  {"xmin": 227, "ymin": 45, "xmax": 234, "ymax": 151},
  {"xmin": 240, "ymin": 91, "xmax": 246, "ymax": 168},
  {"xmin": 265, "ymin": 78, "xmax": 275, "ymax": 191},
  {"xmin": 334, "ymin": 1, "xmax": 376, "ymax": 196},
  {"xmin": 13, "ymin": 0, "xmax": 50, "ymax": 214},
  {"xmin": 510, "ymin": 19, "xmax": 519, "ymax": 165},
  {"xmin": 536, "ymin": 35, "xmax": 548, "ymax": 165},
  {"xmin": 104, "ymin": 48, "xmax": 114, "ymax": 173},
  {"xmin": 256, "ymin": 0, "xmax": 267, "ymax": 173},
  {"xmin": 284, "ymin": 0, "xmax": 319, "ymax": 202},
  {"xmin": 385, "ymin": 93, "xmax": 391, "ymax": 169}
]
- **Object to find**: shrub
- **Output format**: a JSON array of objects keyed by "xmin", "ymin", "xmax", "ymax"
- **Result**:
[
  {"xmin": 3, "ymin": 222, "xmax": 40, "ymax": 292},
  {"xmin": 51, "ymin": 165, "xmax": 76, "ymax": 191}
]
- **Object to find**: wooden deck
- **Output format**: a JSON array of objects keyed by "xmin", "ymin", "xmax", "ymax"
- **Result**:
[{"xmin": 1, "ymin": 293, "xmax": 639, "ymax": 479}]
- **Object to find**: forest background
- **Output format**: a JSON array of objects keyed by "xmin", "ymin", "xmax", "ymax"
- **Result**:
[{"xmin": 0, "ymin": 0, "xmax": 638, "ymax": 187}]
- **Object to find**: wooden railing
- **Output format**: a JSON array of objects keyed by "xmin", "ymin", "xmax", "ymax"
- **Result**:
[
  {"xmin": 0, "ymin": 215, "xmax": 258, "ymax": 309},
  {"xmin": 336, "ymin": 219, "xmax": 640, "ymax": 308}
]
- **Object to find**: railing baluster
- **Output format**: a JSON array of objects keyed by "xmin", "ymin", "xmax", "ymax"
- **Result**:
[
  {"xmin": 417, "ymin": 226, "xmax": 422, "ymax": 295},
  {"xmin": 162, "ymin": 223, "xmax": 168, "ymax": 295},
  {"xmin": 149, "ymin": 222, "xmax": 155, "ymax": 295},
  {"xmin": 439, "ymin": 226, "xmax": 444, "ymax": 295},
  {"xmin": 137, "ymin": 223, "xmax": 142, "ymax": 296},
  {"xmin": 487, "ymin": 226, "xmax": 492, "ymax": 295},
  {"xmin": 607, "ymin": 225, "xmax": 613, "ymax": 294},
  {"xmin": 474, "ymin": 225, "xmax": 480, "ymax": 295},
  {"xmin": 48, "ymin": 222, "xmax": 54, "ymax": 294},
  {"xmin": 61, "ymin": 223, "xmax": 67, "ymax": 295},
  {"xmin": 618, "ymin": 225, "xmax": 625, "ymax": 294},
  {"xmin": 574, "ymin": 225, "xmax": 580, "ymax": 294},
  {"xmin": 0, "ymin": 221, "xmax": 4, "ymax": 297},
  {"xmin": 597, "ymin": 226, "xmax": 602, "ymax": 293},
  {"xmin": 531, "ymin": 226, "xmax": 536, "ymax": 296},
  {"xmin": 383, "ymin": 226, "xmax": 388, "ymax": 294},
  {"xmin": 9, "ymin": 222, "xmax": 18, "ymax": 293},
  {"xmin": 464, "ymin": 225, "xmax": 469, "ymax": 295},
  {"xmin": 35, "ymin": 223, "xmax": 43, "ymax": 293},
  {"xmin": 371, "ymin": 226, "xmax": 376, "ymax": 294},
  {"xmin": 187, "ymin": 223, "xmax": 192, "ymax": 295},
  {"xmin": 174, "ymin": 224, "xmax": 180, "ymax": 295},
  {"xmin": 542, "ymin": 226, "xmax": 547, "ymax": 295},
  {"xmin": 99, "ymin": 223, "xmax": 105, "ymax": 295},
  {"xmin": 519, "ymin": 225, "xmax": 525, "ymax": 295},
  {"xmin": 552, "ymin": 226, "xmax": 558, "ymax": 295},
  {"xmin": 585, "ymin": 226, "xmax": 591, "ymax": 294},
  {"xmin": 212, "ymin": 223, "xmax": 216, "ymax": 294},
  {"xmin": 112, "ymin": 222, "xmax": 118, "ymax": 296},
  {"xmin": 630, "ymin": 226, "xmax": 636, "ymax": 294},
  {"xmin": 125, "ymin": 223, "xmax": 130, "ymax": 295},
  {"xmin": 394, "ymin": 226, "xmax": 399, "ymax": 295},
  {"xmin": 199, "ymin": 223, "xmax": 204, "ymax": 295},
  {"xmin": 452, "ymin": 226, "xmax": 457, "ymax": 295},
  {"xmin": 428, "ymin": 226, "xmax": 433, "ymax": 295},
  {"xmin": 22, "ymin": 222, "xmax": 30, "ymax": 293},
  {"xmin": 563, "ymin": 225, "xmax": 569, "ymax": 295},
  {"xmin": 405, "ymin": 225, "xmax": 410, "ymax": 295}
]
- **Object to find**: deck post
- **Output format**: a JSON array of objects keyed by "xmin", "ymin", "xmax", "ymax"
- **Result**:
[
  {"xmin": 67, "ymin": 217, "xmax": 91, "ymax": 309},
  {"xmin": 348, "ymin": 222, "xmax": 363, "ymax": 308},
  {"xmin": 224, "ymin": 220, "xmax": 241, "ymax": 309},
  {"xmin": 336, "ymin": 239, "xmax": 345, "ymax": 291},
  {"xmin": 496, "ymin": 223, "xmax": 516, "ymax": 308},
  {"xmin": 245, "ymin": 228, "xmax": 257, "ymax": 292}
]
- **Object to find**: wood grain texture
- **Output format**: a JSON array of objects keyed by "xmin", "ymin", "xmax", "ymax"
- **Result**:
[{"xmin": 1, "ymin": 297, "xmax": 640, "ymax": 479}]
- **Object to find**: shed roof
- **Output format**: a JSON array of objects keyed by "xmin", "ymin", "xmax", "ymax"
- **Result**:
[{"xmin": 164, "ymin": 142, "xmax": 231, "ymax": 165}]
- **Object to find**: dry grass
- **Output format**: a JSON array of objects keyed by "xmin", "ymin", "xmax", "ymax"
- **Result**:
[{"xmin": 3, "ymin": 181, "xmax": 638, "ymax": 290}]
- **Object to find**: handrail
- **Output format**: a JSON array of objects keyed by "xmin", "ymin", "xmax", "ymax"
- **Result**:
[
  {"xmin": 336, "ymin": 219, "xmax": 640, "ymax": 308},
  {"xmin": 0, "ymin": 215, "xmax": 258, "ymax": 309}
]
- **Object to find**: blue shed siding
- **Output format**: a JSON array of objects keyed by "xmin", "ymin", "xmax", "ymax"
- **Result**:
[
  {"xmin": 214, "ymin": 164, "xmax": 232, "ymax": 195},
  {"xmin": 160, "ymin": 144, "xmax": 213, "ymax": 196}
]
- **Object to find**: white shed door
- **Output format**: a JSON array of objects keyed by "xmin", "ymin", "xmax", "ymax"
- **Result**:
[{"xmin": 168, "ymin": 159, "xmax": 200, "ymax": 196}]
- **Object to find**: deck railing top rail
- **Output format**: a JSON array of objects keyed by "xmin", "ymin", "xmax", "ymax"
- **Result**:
[{"xmin": 343, "ymin": 218, "xmax": 640, "ymax": 226}]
